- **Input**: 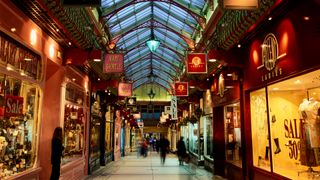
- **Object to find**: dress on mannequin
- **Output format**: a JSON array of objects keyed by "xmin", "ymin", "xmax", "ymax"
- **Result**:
[{"xmin": 298, "ymin": 98, "xmax": 320, "ymax": 167}]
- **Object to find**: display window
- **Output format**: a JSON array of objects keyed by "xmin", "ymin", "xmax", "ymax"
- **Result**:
[
  {"xmin": 189, "ymin": 123, "xmax": 198, "ymax": 154},
  {"xmin": 225, "ymin": 102, "xmax": 242, "ymax": 167},
  {"xmin": 204, "ymin": 115, "xmax": 213, "ymax": 159},
  {"xmin": 250, "ymin": 69, "xmax": 320, "ymax": 179},
  {"xmin": 0, "ymin": 74, "xmax": 41, "ymax": 178},
  {"xmin": 105, "ymin": 106, "xmax": 113, "ymax": 152},
  {"xmin": 62, "ymin": 83, "xmax": 85, "ymax": 164},
  {"xmin": 90, "ymin": 97, "xmax": 101, "ymax": 159}
]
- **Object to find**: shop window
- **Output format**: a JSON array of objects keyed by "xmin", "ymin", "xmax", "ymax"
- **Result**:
[
  {"xmin": 225, "ymin": 103, "xmax": 242, "ymax": 167},
  {"xmin": 189, "ymin": 123, "xmax": 198, "ymax": 154},
  {"xmin": 250, "ymin": 88, "xmax": 271, "ymax": 171},
  {"xmin": 63, "ymin": 83, "xmax": 85, "ymax": 164},
  {"xmin": 105, "ymin": 106, "xmax": 113, "ymax": 153},
  {"xmin": 204, "ymin": 115, "xmax": 213, "ymax": 159},
  {"xmin": 90, "ymin": 96, "xmax": 101, "ymax": 160},
  {"xmin": 251, "ymin": 69, "xmax": 320, "ymax": 179},
  {"xmin": 0, "ymin": 74, "xmax": 40, "ymax": 178}
]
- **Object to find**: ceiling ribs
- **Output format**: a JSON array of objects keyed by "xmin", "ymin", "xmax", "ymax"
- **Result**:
[
  {"xmin": 101, "ymin": 0, "xmax": 206, "ymax": 30},
  {"xmin": 110, "ymin": 19, "xmax": 195, "ymax": 49}
]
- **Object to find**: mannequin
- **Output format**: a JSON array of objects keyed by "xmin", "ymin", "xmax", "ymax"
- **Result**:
[{"xmin": 298, "ymin": 97, "xmax": 320, "ymax": 174}]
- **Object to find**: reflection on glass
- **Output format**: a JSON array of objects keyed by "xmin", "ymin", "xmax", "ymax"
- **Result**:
[
  {"xmin": 225, "ymin": 102, "xmax": 242, "ymax": 167},
  {"xmin": 204, "ymin": 115, "xmax": 213, "ymax": 159},
  {"xmin": 189, "ymin": 123, "xmax": 198, "ymax": 154},
  {"xmin": 250, "ymin": 88, "xmax": 271, "ymax": 171}
]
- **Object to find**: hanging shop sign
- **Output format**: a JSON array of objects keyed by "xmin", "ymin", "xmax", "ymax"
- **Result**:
[
  {"xmin": 174, "ymin": 82, "xmax": 189, "ymax": 96},
  {"xmin": 118, "ymin": 82, "xmax": 132, "ymax": 97},
  {"xmin": 5, "ymin": 95, "xmax": 23, "ymax": 117},
  {"xmin": 171, "ymin": 96, "xmax": 178, "ymax": 120},
  {"xmin": 164, "ymin": 106, "xmax": 171, "ymax": 115},
  {"xmin": 224, "ymin": 0, "xmax": 258, "ymax": 9},
  {"xmin": 126, "ymin": 97, "xmax": 136, "ymax": 106},
  {"xmin": 63, "ymin": 0, "xmax": 101, "ymax": 7},
  {"xmin": 0, "ymin": 31, "xmax": 42, "ymax": 80},
  {"xmin": 187, "ymin": 53, "xmax": 207, "ymax": 74},
  {"xmin": 257, "ymin": 33, "xmax": 286, "ymax": 82},
  {"xmin": 103, "ymin": 54, "xmax": 124, "ymax": 73}
]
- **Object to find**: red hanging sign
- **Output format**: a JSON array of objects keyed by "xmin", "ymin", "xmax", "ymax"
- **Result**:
[
  {"xmin": 174, "ymin": 82, "xmax": 189, "ymax": 96},
  {"xmin": 104, "ymin": 54, "xmax": 124, "ymax": 73},
  {"xmin": 5, "ymin": 95, "xmax": 24, "ymax": 117},
  {"xmin": 118, "ymin": 83, "xmax": 132, "ymax": 97},
  {"xmin": 187, "ymin": 53, "xmax": 207, "ymax": 74}
]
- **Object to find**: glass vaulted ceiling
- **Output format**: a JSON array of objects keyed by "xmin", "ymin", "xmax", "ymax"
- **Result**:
[{"xmin": 101, "ymin": 0, "xmax": 207, "ymax": 92}]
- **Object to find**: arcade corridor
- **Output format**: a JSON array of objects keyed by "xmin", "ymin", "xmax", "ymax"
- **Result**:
[{"xmin": 84, "ymin": 151, "xmax": 224, "ymax": 180}]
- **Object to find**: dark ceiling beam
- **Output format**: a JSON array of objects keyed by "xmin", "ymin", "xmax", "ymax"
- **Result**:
[
  {"xmin": 108, "ymin": 2, "xmax": 150, "ymax": 29},
  {"xmin": 110, "ymin": 19, "xmax": 195, "ymax": 49},
  {"xmin": 159, "ymin": 44, "xmax": 184, "ymax": 59},
  {"xmin": 153, "ymin": 3, "xmax": 198, "ymax": 33},
  {"xmin": 100, "ymin": 0, "xmax": 206, "ymax": 29},
  {"xmin": 154, "ymin": 28, "xmax": 188, "ymax": 50}
]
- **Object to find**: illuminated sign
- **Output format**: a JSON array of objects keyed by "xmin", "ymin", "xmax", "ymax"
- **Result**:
[
  {"xmin": 174, "ymin": 82, "xmax": 189, "ymax": 96},
  {"xmin": 118, "ymin": 83, "xmax": 132, "ymax": 97},
  {"xmin": 224, "ymin": 0, "xmax": 258, "ymax": 9},
  {"xmin": 187, "ymin": 53, "xmax": 207, "ymax": 74},
  {"xmin": 104, "ymin": 54, "xmax": 124, "ymax": 73},
  {"xmin": 5, "ymin": 95, "xmax": 23, "ymax": 117}
]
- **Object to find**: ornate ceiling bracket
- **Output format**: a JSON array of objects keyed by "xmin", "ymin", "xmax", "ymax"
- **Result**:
[
  {"xmin": 110, "ymin": 19, "xmax": 195, "ymax": 49},
  {"xmin": 101, "ymin": 0, "xmax": 206, "ymax": 30},
  {"xmin": 209, "ymin": 0, "xmax": 276, "ymax": 50},
  {"xmin": 45, "ymin": 0, "xmax": 100, "ymax": 49}
]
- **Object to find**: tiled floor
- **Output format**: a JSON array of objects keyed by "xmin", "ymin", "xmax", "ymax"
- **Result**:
[{"xmin": 84, "ymin": 151, "xmax": 226, "ymax": 180}]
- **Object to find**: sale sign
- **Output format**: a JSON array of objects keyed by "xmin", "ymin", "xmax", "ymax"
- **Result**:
[
  {"xmin": 5, "ymin": 95, "xmax": 23, "ymax": 117},
  {"xmin": 103, "ymin": 54, "xmax": 124, "ymax": 73},
  {"xmin": 174, "ymin": 82, "xmax": 189, "ymax": 96},
  {"xmin": 187, "ymin": 53, "xmax": 207, "ymax": 74},
  {"xmin": 118, "ymin": 83, "xmax": 132, "ymax": 97}
]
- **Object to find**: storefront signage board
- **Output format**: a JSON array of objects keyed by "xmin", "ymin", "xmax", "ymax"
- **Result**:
[
  {"xmin": 171, "ymin": 96, "xmax": 178, "ymax": 120},
  {"xmin": 187, "ymin": 53, "xmax": 207, "ymax": 74},
  {"xmin": 174, "ymin": 82, "xmax": 189, "ymax": 96},
  {"xmin": 5, "ymin": 95, "xmax": 23, "ymax": 117},
  {"xmin": 63, "ymin": 0, "xmax": 101, "ymax": 7},
  {"xmin": 118, "ymin": 83, "xmax": 132, "ymax": 97},
  {"xmin": 104, "ymin": 54, "xmax": 124, "ymax": 73},
  {"xmin": 0, "ymin": 31, "xmax": 41, "ymax": 80},
  {"xmin": 224, "ymin": 0, "xmax": 258, "ymax": 9}
]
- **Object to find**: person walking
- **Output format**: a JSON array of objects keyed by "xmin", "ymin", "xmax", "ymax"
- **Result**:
[
  {"xmin": 50, "ymin": 127, "xmax": 64, "ymax": 180},
  {"xmin": 159, "ymin": 135, "xmax": 170, "ymax": 165},
  {"xmin": 177, "ymin": 137, "xmax": 187, "ymax": 165}
]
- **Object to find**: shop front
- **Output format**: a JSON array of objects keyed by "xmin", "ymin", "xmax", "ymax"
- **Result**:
[
  {"xmin": 203, "ymin": 90, "xmax": 214, "ymax": 171},
  {"xmin": 211, "ymin": 68, "xmax": 243, "ymax": 179},
  {"xmin": 0, "ymin": 1, "xmax": 65, "ymax": 179},
  {"xmin": 0, "ymin": 31, "xmax": 43, "ymax": 179},
  {"xmin": 243, "ymin": 1, "xmax": 320, "ymax": 179},
  {"xmin": 88, "ymin": 93, "xmax": 102, "ymax": 173},
  {"xmin": 59, "ymin": 67, "xmax": 89, "ymax": 179},
  {"xmin": 105, "ymin": 105, "xmax": 114, "ymax": 163}
]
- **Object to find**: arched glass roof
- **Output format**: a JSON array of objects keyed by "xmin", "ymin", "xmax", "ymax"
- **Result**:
[{"xmin": 101, "ymin": 0, "xmax": 207, "ymax": 92}]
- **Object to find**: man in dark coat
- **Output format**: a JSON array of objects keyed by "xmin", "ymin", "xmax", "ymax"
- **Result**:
[
  {"xmin": 177, "ymin": 137, "xmax": 187, "ymax": 165},
  {"xmin": 159, "ymin": 135, "xmax": 170, "ymax": 164}
]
